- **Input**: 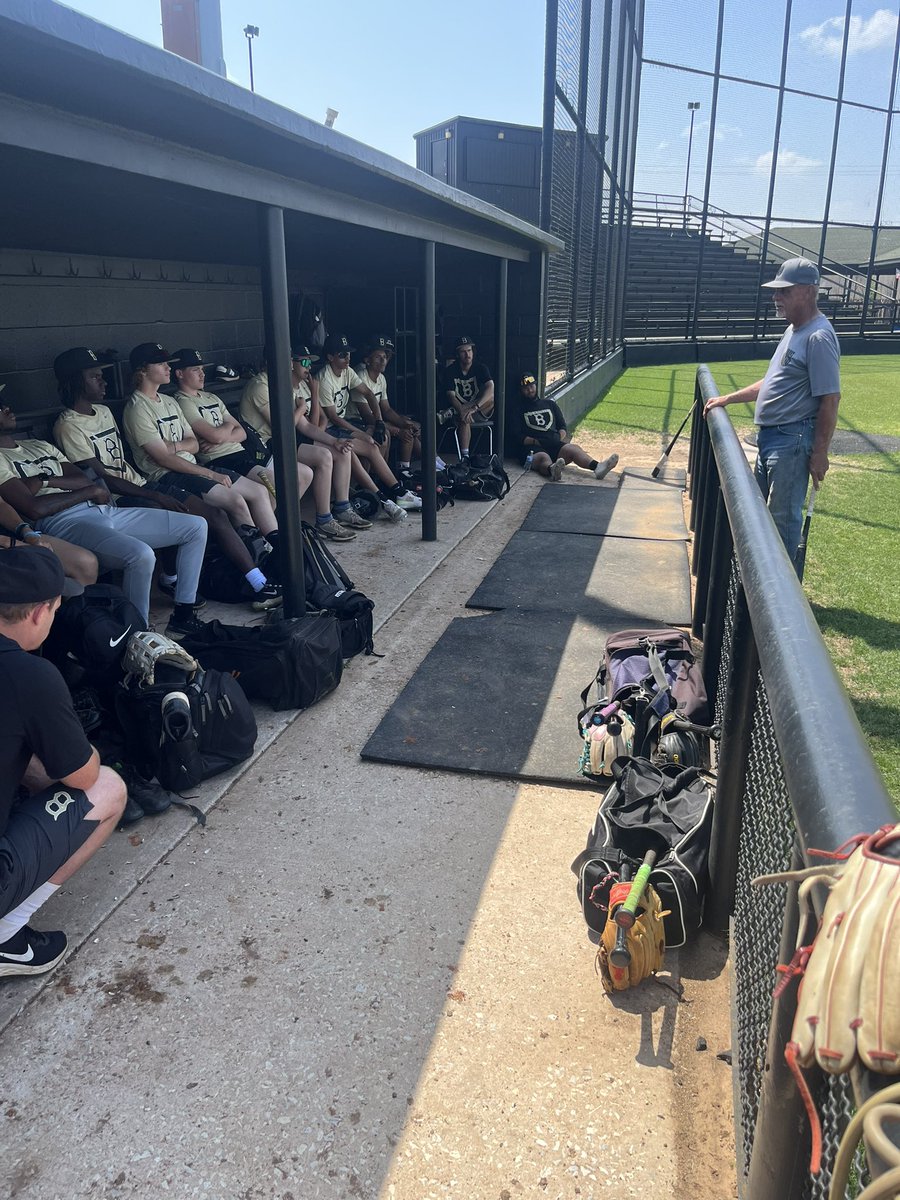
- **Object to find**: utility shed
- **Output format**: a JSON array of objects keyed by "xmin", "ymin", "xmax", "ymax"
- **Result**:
[{"xmin": 0, "ymin": 0, "xmax": 560, "ymax": 605}]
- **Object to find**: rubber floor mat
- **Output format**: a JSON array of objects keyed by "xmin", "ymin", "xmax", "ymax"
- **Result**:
[{"xmin": 521, "ymin": 481, "xmax": 688, "ymax": 540}]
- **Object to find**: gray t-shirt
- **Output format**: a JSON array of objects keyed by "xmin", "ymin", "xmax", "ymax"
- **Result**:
[{"xmin": 755, "ymin": 313, "xmax": 840, "ymax": 426}]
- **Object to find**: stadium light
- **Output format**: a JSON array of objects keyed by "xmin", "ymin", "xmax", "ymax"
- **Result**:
[
  {"xmin": 243, "ymin": 24, "xmax": 259, "ymax": 92},
  {"xmin": 684, "ymin": 102, "xmax": 701, "ymax": 217}
]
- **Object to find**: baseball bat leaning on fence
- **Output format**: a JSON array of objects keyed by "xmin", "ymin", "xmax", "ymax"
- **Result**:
[
  {"xmin": 795, "ymin": 484, "xmax": 818, "ymax": 580},
  {"xmin": 651, "ymin": 405, "xmax": 695, "ymax": 478}
]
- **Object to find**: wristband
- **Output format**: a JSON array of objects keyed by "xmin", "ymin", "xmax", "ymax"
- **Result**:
[{"xmin": 14, "ymin": 521, "xmax": 34, "ymax": 540}]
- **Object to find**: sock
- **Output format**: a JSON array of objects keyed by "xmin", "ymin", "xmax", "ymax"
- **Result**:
[
  {"xmin": 316, "ymin": 512, "xmax": 334, "ymax": 525},
  {"xmin": 332, "ymin": 501, "xmax": 351, "ymax": 514},
  {"xmin": 245, "ymin": 568, "xmax": 267, "ymax": 592},
  {"xmin": 462, "ymin": 448, "xmax": 470, "ymax": 459},
  {"xmin": 159, "ymin": 572, "xmax": 177, "ymax": 586},
  {"xmin": 0, "ymin": 882, "xmax": 59, "ymax": 943},
  {"xmin": 588, "ymin": 460, "xmax": 599, "ymax": 471},
  {"xmin": 400, "ymin": 461, "xmax": 410, "ymax": 470}
]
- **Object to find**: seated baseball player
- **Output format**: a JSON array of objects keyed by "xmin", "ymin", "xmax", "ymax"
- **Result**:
[
  {"xmin": 51, "ymin": 347, "xmax": 280, "ymax": 613},
  {"xmin": 440, "ymin": 336, "xmax": 494, "ymax": 459},
  {"xmin": 517, "ymin": 372, "xmax": 619, "ymax": 481},
  {"xmin": 0, "ymin": 490, "xmax": 98, "ymax": 585},
  {"xmin": 315, "ymin": 334, "xmax": 422, "ymax": 513},
  {"xmin": 239, "ymin": 348, "xmax": 367, "ymax": 540},
  {"xmin": 0, "ymin": 392, "xmax": 208, "ymax": 635},
  {"xmin": 0, "ymin": 546, "xmax": 126, "ymax": 980},
  {"xmin": 354, "ymin": 336, "xmax": 422, "ymax": 471},
  {"xmin": 123, "ymin": 342, "xmax": 290, "ymax": 592}
]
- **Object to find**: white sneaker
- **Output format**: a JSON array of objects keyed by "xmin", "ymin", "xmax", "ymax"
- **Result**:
[
  {"xmin": 394, "ymin": 490, "xmax": 423, "ymax": 511},
  {"xmin": 594, "ymin": 453, "xmax": 619, "ymax": 481},
  {"xmin": 381, "ymin": 498, "xmax": 408, "ymax": 523},
  {"xmin": 550, "ymin": 458, "xmax": 565, "ymax": 482}
]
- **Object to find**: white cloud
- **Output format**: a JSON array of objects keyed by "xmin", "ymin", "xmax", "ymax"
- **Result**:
[
  {"xmin": 754, "ymin": 149, "xmax": 823, "ymax": 175},
  {"xmin": 679, "ymin": 119, "xmax": 742, "ymax": 142},
  {"xmin": 800, "ymin": 9, "xmax": 898, "ymax": 57}
]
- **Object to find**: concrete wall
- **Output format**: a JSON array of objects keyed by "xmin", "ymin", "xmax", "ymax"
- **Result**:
[
  {"xmin": 0, "ymin": 247, "xmax": 266, "ymax": 415},
  {"xmin": 550, "ymin": 349, "xmax": 625, "ymax": 426}
]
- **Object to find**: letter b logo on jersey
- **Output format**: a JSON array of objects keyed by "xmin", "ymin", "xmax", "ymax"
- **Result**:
[{"xmin": 45, "ymin": 790, "xmax": 76, "ymax": 822}]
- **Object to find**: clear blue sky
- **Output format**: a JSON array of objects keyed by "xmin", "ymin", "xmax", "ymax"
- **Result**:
[
  {"xmin": 56, "ymin": 0, "xmax": 548, "ymax": 164},
  {"xmin": 57, "ymin": 0, "xmax": 900, "ymax": 225}
]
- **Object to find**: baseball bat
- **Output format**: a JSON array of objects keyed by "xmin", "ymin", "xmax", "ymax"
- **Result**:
[
  {"xmin": 609, "ymin": 862, "xmax": 632, "ymax": 969},
  {"xmin": 651, "ymin": 405, "xmax": 695, "ymax": 478},
  {"xmin": 615, "ymin": 849, "xmax": 658, "ymax": 930},
  {"xmin": 795, "ymin": 485, "xmax": 818, "ymax": 581}
]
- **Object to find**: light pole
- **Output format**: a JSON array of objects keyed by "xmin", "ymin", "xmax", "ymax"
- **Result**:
[
  {"xmin": 243, "ymin": 25, "xmax": 259, "ymax": 92},
  {"xmin": 684, "ymin": 101, "xmax": 701, "ymax": 219}
]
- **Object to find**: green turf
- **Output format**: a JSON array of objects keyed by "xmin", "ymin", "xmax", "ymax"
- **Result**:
[
  {"xmin": 575, "ymin": 354, "xmax": 900, "ymax": 444},
  {"xmin": 574, "ymin": 354, "xmax": 900, "ymax": 803}
]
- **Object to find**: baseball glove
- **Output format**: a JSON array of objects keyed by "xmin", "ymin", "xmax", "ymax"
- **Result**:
[
  {"xmin": 596, "ymin": 878, "xmax": 667, "ymax": 993},
  {"xmin": 754, "ymin": 823, "xmax": 900, "ymax": 1173}
]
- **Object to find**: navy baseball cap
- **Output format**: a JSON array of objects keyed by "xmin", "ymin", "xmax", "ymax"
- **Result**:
[
  {"xmin": 129, "ymin": 343, "xmax": 176, "ymax": 370},
  {"xmin": 324, "ymin": 334, "xmax": 354, "ymax": 356},
  {"xmin": 0, "ymin": 546, "xmax": 83, "ymax": 602},
  {"xmin": 53, "ymin": 347, "xmax": 114, "ymax": 380},
  {"xmin": 455, "ymin": 335, "xmax": 475, "ymax": 350},
  {"xmin": 171, "ymin": 348, "xmax": 213, "ymax": 371},
  {"xmin": 291, "ymin": 345, "xmax": 320, "ymax": 363}
]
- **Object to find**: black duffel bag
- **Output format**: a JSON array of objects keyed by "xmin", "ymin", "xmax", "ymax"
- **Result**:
[
  {"xmin": 307, "ymin": 582, "xmax": 376, "ymax": 658},
  {"xmin": 115, "ymin": 665, "xmax": 257, "ymax": 793},
  {"xmin": 571, "ymin": 756, "xmax": 714, "ymax": 948},
  {"xmin": 42, "ymin": 582, "xmax": 147, "ymax": 679},
  {"xmin": 178, "ymin": 614, "xmax": 343, "ymax": 710}
]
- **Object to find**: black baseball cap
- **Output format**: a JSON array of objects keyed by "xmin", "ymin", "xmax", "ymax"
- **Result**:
[
  {"xmin": 323, "ymin": 334, "xmax": 354, "ymax": 356},
  {"xmin": 456, "ymin": 335, "xmax": 475, "ymax": 350},
  {"xmin": 129, "ymin": 343, "xmax": 177, "ymax": 371},
  {"xmin": 0, "ymin": 546, "xmax": 83, "ymax": 603},
  {"xmin": 291, "ymin": 345, "xmax": 320, "ymax": 363},
  {"xmin": 53, "ymin": 347, "xmax": 114, "ymax": 380},
  {"xmin": 368, "ymin": 335, "xmax": 395, "ymax": 353},
  {"xmin": 520, "ymin": 373, "xmax": 537, "ymax": 388},
  {"xmin": 171, "ymin": 348, "xmax": 213, "ymax": 372}
]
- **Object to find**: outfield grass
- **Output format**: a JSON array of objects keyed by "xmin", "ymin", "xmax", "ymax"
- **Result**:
[{"xmin": 574, "ymin": 354, "xmax": 900, "ymax": 803}]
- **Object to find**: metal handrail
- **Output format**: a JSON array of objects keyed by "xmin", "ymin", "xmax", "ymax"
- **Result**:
[{"xmin": 698, "ymin": 365, "xmax": 894, "ymax": 851}]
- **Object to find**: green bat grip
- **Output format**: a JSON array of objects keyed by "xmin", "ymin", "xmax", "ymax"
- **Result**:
[{"xmin": 615, "ymin": 851, "xmax": 657, "ymax": 929}]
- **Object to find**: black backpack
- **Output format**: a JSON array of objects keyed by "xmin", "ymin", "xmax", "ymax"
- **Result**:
[
  {"xmin": 307, "ymin": 582, "xmax": 376, "ymax": 658},
  {"xmin": 115, "ymin": 665, "xmax": 257, "ymax": 792},
  {"xmin": 42, "ymin": 583, "xmax": 148, "ymax": 679},
  {"xmin": 177, "ymin": 614, "xmax": 344, "ymax": 711},
  {"xmin": 399, "ymin": 468, "xmax": 455, "ymax": 511},
  {"xmin": 571, "ymin": 756, "xmax": 715, "ymax": 948},
  {"xmin": 447, "ymin": 455, "xmax": 510, "ymax": 501},
  {"xmin": 301, "ymin": 521, "xmax": 354, "ymax": 593}
]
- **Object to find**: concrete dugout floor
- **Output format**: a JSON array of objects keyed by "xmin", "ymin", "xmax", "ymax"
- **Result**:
[{"xmin": 0, "ymin": 464, "xmax": 735, "ymax": 1200}]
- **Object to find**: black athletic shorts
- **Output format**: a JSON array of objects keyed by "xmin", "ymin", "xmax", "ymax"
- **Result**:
[
  {"xmin": 154, "ymin": 468, "xmax": 240, "ymax": 497},
  {"xmin": 0, "ymin": 787, "xmax": 94, "ymax": 917},
  {"xmin": 208, "ymin": 450, "xmax": 261, "ymax": 478}
]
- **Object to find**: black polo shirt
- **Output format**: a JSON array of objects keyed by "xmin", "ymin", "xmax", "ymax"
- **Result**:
[{"xmin": 0, "ymin": 633, "xmax": 93, "ymax": 834}]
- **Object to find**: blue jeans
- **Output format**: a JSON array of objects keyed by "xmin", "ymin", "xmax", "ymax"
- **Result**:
[{"xmin": 754, "ymin": 419, "xmax": 814, "ymax": 565}]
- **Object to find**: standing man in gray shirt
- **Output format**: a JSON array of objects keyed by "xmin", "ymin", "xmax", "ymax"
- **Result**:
[{"xmin": 703, "ymin": 257, "xmax": 841, "ymax": 565}]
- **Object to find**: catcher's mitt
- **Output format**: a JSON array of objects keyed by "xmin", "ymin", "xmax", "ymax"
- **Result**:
[
  {"xmin": 754, "ymin": 823, "xmax": 900, "ymax": 1173},
  {"xmin": 596, "ymin": 879, "xmax": 667, "ymax": 993}
]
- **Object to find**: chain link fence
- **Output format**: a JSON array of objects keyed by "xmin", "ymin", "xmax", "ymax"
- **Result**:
[
  {"xmin": 694, "ymin": 365, "xmax": 895, "ymax": 1198},
  {"xmin": 541, "ymin": 0, "xmax": 640, "ymax": 392}
]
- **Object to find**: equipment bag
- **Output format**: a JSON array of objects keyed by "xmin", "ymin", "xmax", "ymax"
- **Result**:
[
  {"xmin": 306, "ymin": 582, "xmax": 376, "ymax": 659},
  {"xmin": 571, "ymin": 756, "xmax": 714, "ymax": 948},
  {"xmin": 447, "ymin": 455, "xmax": 510, "ymax": 502},
  {"xmin": 177, "ymin": 614, "xmax": 343, "ymax": 711},
  {"xmin": 301, "ymin": 521, "xmax": 354, "ymax": 594},
  {"xmin": 115, "ymin": 665, "xmax": 257, "ymax": 791},
  {"xmin": 578, "ymin": 627, "xmax": 710, "ymax": 759},
  {"xmin": 399, "ymin": 468, "xmax": 455, "ymax": 511},
  {"xmin": 41, "ymin": 583, "xmax": 148, "ymax": 679}
]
